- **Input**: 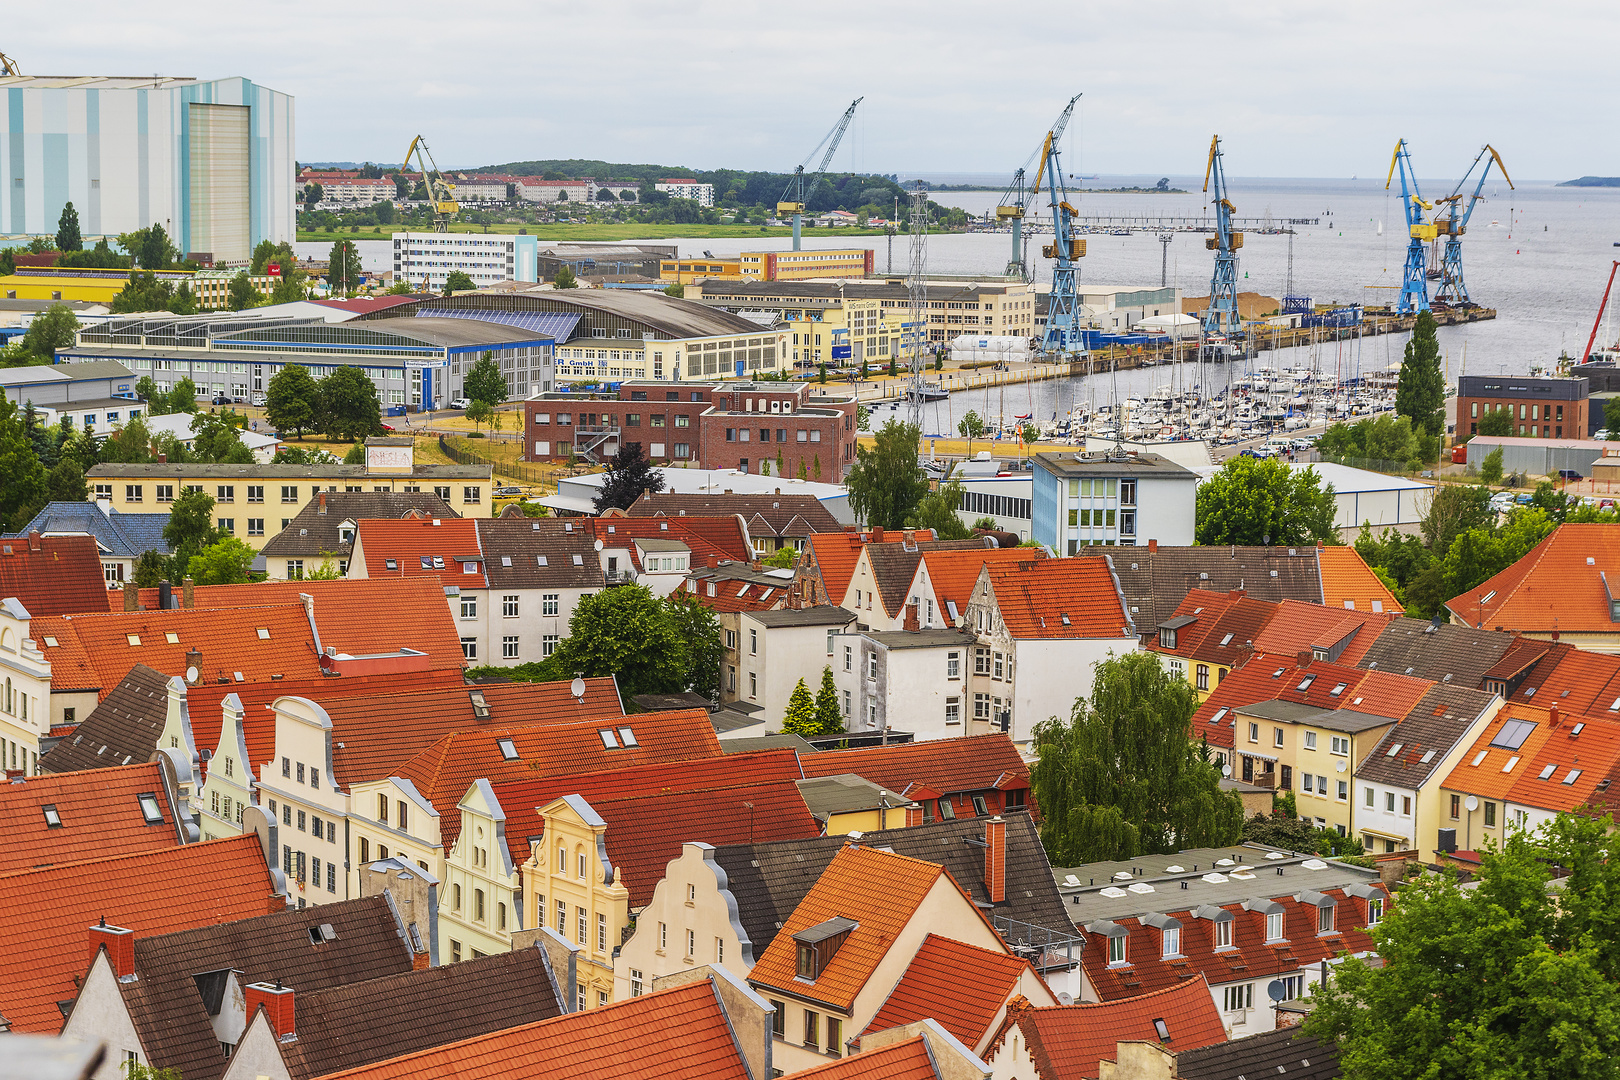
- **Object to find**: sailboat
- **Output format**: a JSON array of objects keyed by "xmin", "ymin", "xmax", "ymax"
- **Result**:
[{"xmin": 1376, "ymin": 220, "xmax": 1383, "ymax": 236}]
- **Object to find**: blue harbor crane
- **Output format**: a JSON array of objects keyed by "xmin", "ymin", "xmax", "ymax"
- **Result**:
[
  {"xmin": 1031, "ymin": 115, "xmax": 1086, "ymax": 355},
  {"xmin": 1385, "ymin": 139, "xmax": 1436, "ymax": 315},
  {"xmin": 777, "ymin": 98, "xmax": 862, "ymax": 252},
  {"xmin": 1433, "ymin": 144, "xmax": 1514, "ymax": 307},
  {"xmin": 996, "ymin": 94, "xmax": 1081, "ymax": 281},
  {"xmin": 1201, "ymin": 135, "xmax": 1242, "ymax": 336}
]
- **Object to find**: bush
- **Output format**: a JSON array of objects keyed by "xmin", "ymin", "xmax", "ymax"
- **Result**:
[{"xmin": 466, "ymin": 430, "xmax": 486, "ymax": 438}]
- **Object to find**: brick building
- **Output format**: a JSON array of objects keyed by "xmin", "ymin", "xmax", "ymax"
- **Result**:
[
  {"xmin": 1457, "ymin": 374, "xmax": 1589, "ymax": 439},
  {"xmin": 525, "ymin": 380, "xmax": 858, "ymax": 479}
]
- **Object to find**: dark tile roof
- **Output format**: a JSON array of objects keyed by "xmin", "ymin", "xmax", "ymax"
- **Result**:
[
  {"xmin": 626, "ymin": 491, "xmax": 842, "ymax": 536},
  {"xmin": 1093, "ymin": 546, "xmax": 1324, "ymax": 628},
  {"xmin": 261, "ymin": 491, "xmax": 456, "ymax": 558},
  {"xmin": 8, "ymin": 501, "xmax": 172, "ymax": 558},
  {"xmin": 39, "ymin": 664, "xmax": 172, "ymax": 774},
  {"xmin": 710, "ymin": 813, "xmax": 1070, "ymax": 957},
  {"xmin": 1355, "ymin": 683, "xmax": 1499, "ymax": 789},
  {"xmin": 1355, "ymin": 620, "xmax": 1519, "ymax": 685},
  {"xmin": 865, "ymin": 544, "xmax": 926, "ymax": 617},
  {"xmin": 1175, "ymin": 1026, "xmax": 1340, "ymax": 1080},
  {"xmin": 274, "ymin": 946, "xmax": 562, "ymax": 1080},
  {"xmin": 474, "ymin": 517, "xmax": 606, "ymax": 589},
  {"xmin": 0, "ymin": 533, "xmax": 112, "ymax": 616}
]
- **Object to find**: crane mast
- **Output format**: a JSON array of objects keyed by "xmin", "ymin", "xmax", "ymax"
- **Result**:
[
  {"xmin": 403, "ymin": 135, "xmax": 459, "ymax": 233},
  {"xmin": 1385, "ymin": 139, "xmax": 1435, "ymax": 316},
  {"xmin": 777, "ymin": 98, "xmax": 862, "ymax": 252},
  {"xmin": 1433, "ymin": 144, "xmax": 1513, "ymax": 307},
  {"xmin": 996, "ymin": 94, "xmax": 1081, "ymax": 281},
  {"xmin": 1201, "ymin": 135, "xmax": 1242, "ymax": 337},
  {"xmin": 1031, "ymin": 124, "xmax": 1085, "ymax": 356}
]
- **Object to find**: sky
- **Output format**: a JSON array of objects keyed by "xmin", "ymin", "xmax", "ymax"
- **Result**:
[{"xmin": 11, "ymin": 0, "xmax": 1618, "ymax": 182}]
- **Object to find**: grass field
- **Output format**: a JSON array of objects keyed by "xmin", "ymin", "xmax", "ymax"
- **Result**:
[{"xmin": 296, "ymin": 223, "xmax": 894, "ymax": 244}]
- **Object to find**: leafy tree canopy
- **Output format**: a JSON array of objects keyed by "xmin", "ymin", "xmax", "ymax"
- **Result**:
[
  {"xmin": 1476, "ymin": 405, "xmax": 1513, "ymax": 438},
  {"xmin": 553, "ymin": 266, "xmax": 579, "ymax": 289},
  {"xmin": 0, "ymin": 396, "xmax": 48, "ymax": 532},
  {"xmin": 162, "ymin": 487, "xmax": 221, "ymax": 567},
  {"xmin": 846, "ymin": 418, "xmax": 928, "ymax": 529},
  {"xmin": 21, "ymin": 303, "xmax": 81, "ymax": 359},
  {"xmin": 1195, "ymin": 456, "xmax": 1338, "ymax": 546},
  {"xmin": 55, "ymin": 201, "xmax": 82, "ymax": 252},
  {"xmin": 551, "ymin": 585, "xmax": 691, "ymax": 699},
  {"xmin": 905, "ymin": 478, "xmax": 971, "ymax": 539},
  {"xmin": 463, "ymin": 351, "xmax": 508, "ymax": 408},
  {"xmin": 592, "ymin": 442, "xmax": 665, "ymax": 512},
  {"xmin": 187, "ymin": 535, "xmax": 257, "ymax": 585},
  {"xmin": 227, "ymin": 271, "xmax": 261, "ymax": 311},
  {"xmin": 266, "ymin": 364, "xmax": 319, "ymax": 437},
  {"xmin": 444, "ymin": 270, "xmax": 475, "ymax": 293},
  {"xmin": 781, "ymin": 678, "xmax": 818, "ymax": 736},
  {"xmin": 328, "ymin": 239, "xmax": 363, "ymax": 293},
  {"xmin": 814, "ymin": 666, "xmax": 845, "ymax": 735},
  {"xmin": 318, "ymin": 366, "xmax": 382, "ymax": 441},
  {"xmin": 1395, "ymin": 310, "xmax": 1445, "ymax": 441}
]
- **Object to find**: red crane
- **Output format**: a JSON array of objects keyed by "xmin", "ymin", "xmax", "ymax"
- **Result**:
[{"xmin": 1584, "ymin": 260, "xmax": 1620, "ymax": 363}]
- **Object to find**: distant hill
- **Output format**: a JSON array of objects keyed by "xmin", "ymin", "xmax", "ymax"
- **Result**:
[
  {"xmin": 1557, "ymin": 176, "xmax": 1620, "ymax": 187},
  {"xmin": 473, "ymin": 159, "xmax": 697, "ymax": 182}
]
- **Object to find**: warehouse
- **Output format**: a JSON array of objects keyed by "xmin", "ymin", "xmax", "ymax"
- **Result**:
[
  {"xmin": 1464, "ymin": 435, "xmax": 1610, "ymax": 480},
  {"xmin": 0, "ymin": 75, "xmax": 295, "ymax": 262}
]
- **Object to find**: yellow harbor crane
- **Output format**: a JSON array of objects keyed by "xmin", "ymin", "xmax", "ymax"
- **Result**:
[
  {"xmin": 1, "ymin": 52, "xmax": 22, "ymax": 76},
  {"xmin": 403, "ymin": 134, "xmax": 458, "ymax": 232}
]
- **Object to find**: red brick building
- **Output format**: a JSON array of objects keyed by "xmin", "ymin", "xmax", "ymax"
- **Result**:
[
  {"xmin": 1457, "ymin": 374, "xmax": 1590, "ymax": 439},
  {"xmin": 525, "ymin": 380, "xmax": 858, "ymax": 480}
]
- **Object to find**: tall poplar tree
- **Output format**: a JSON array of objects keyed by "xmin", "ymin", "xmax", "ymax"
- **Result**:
[{"xmin": 1396, "ymin": 310, "xmax": 1445, "ymax": 440}]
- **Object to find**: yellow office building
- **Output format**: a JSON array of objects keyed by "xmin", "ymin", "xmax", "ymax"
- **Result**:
[{"xmin": 660, "ymin": 248, "xmax": 873, "ymax": 285}]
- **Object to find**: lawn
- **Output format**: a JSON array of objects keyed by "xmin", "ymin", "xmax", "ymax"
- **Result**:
[{"xmin": 296, "ymin": 223, "xmax": 895, "ymax": 243}]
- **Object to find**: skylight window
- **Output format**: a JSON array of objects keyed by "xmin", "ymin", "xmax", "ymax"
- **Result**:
[
  {"xmin": 617, "ymin": 726, "xmax": 638, "ymax": 747},
  {"xmin": 501, "ymin": 556, "xmax": 512, "ymax": 567},
  {"xmin": 1572, "ymin": 723, "xmax": 1586, "ymax": 736},
  {"xmin": 1209, "ymin": 708, "xmax": 1229, "ymax": 726},
  {"xmin": 572, "ymin": 555, "xmax": 584, "ymax": 566},
  {"xmin": 1219, "ymin": 633, "xmax": 1233, "ymax": 646},
  {"xmin": 165, "ymin": 632, "xmax": 179, "ymax": 644},
  {"xmin": 126, "ymin": 635, "xmax": 141, "ymax": 646},
  {"xmin": 1502, "ymin": 755, "xmax": 1521, "ymax": 773},
  {"xmin": 42, "ymin": 804, "xmax": 61, "ymax": 828},
  {"xmin": 256, "ymin": 628, "xmax": 270, "ymax": 640},
  {"xmin": 1471, "ymin": 750, "xmax": 1488, "ymax": 767},
  {"xmin": 385, "ymin": 559, "xmax": 397, "ymax": 570},
  {"xmin": 1490, "ymin": 719, "xmax": 1537, "ymax": 750},
  {"xmin": 1564, "ymin": 769, "xmax": 1583, "ymax": 785},
  {"xmin": 497, "ymin": 737, "xmax": 519, "ymax": 761},
  {"xmin": 1153, "ymin": 1018, "xmax": 1171, "ymax": 1041},
  {"xmin": 42, "ymin": 636, "xmax": 57, "ymax": 648},
  {"xmin": 1386, "ymin": 743, "xmax": 1403, "ymax": 757},
  {"xmin": 420, "ymin": 556, "xmax": 433, "ymax": 569},
  {"xmin": 137, "ymin": 793, "xmax": 164, "ymax": 825},
  {"xmin": 1060, "ymin": 614, "xmax": 1072, "ymax": 626},
  {"xmin": 1329, "ymin": 683, "xmax": 1347, "ymax": 697},
  {"xmin": 598, "ymin": 730, "xmax": 619, "ymax": 749},
  {"xmin": 1420, "ymin": 750, "xmax": 1436, "ymax": 764},
  {"xmin": 537, "ymin": 556, "xmax": 548, "ymax": 566},
  {"xmin": 1297, "ymin": 675, "xmax": 1316, "ymax": 691},
  {"xmin": 1538, "ymin": 763, "xmax": 1558, "ymax": 780},
  {"xmin": 433, "ymin": 556, "xmax": 445, "ymax": 570}
]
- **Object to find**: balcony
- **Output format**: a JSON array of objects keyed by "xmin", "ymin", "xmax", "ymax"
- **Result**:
[
  {"xmin": 571, "ymin": 425, "xmax": 621, "ymax": 464},
  {"xmin": 604, "ymin": 569, "xmax": 638, "ymax": 586}
]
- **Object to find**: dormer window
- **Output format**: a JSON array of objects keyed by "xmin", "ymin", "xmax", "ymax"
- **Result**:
[
  {"xmin": 1267, "ymin": 911, "xmax": 1284, "ymax": 940},
  {"xmin": 1108, "ymin": 934, "xmax": 1127, "ymax": 964},
  {"xmin": 792, "ymin": 917, "xmax": 857, "ymax": 981}
]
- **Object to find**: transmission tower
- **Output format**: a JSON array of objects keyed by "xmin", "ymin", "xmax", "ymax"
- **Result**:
[{"xmin": 906, "ymin": 183, "xmax": 929, "ymax": 435}]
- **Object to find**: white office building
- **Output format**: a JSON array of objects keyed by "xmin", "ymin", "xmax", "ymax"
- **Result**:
[
  {"xmin": 654, "ymin": 180, "xmax": 715, "ymax": 207},
  {"xmin": 1031, "ymin": 450, "xmax": 1198, "ymax": 552},
  {"xmin": 393, "ymin": 232, "xmax": 539, "ymax": 290}
]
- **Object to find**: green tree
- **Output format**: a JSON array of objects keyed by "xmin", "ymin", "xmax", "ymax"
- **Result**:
[
  {"xmin": 303, "ymin": 182, "xmax": 324, "ymax": 210},
  {"xmin": 100, "ymin": 414, "xmax": 156, "ymax": 464},
  {"xmin": 762, "ymin": 546, "xmax": 797, "ymax": 569},
  {"xmin": 251, "ymin": 239, "xmax": 278, "ymax": 274},
  {"xmin": 318, "ymin": 366, "xmax": 381, "ymax": 441},
  {"xmin": 443, "ymin": 270, "xmax": 475, "ymax": 293},
  {"xmin": 191, "ymin": 412, "xmax": 253, "ymax": 464},
  {"xmin": 463, "ymin": 351, "xmax": 508, "ymax": 408},
  {"xmin": 1029, "ymin": 652, "xmax": 1244, "ymax": 865},
  {"xmin": 47, "ymin": 457, "xmax": 88, "ymax": 503},
  {"xmin": 814, "ymin": 665, "xmax": 844, "ymax": 735},
  {"xmin": 905, "ymin": 478, "xmax": 971, "ymax": 540},
  {"xmin": 328, "ymin": 239, "xmax": 363, "ymax": 294},
  {"xmin": 342, "ymin": 441, "xmax": 366, "ymax": 465},
  {"xmin": 1606, "ymin": 396, "xmax": 1620, "ymax": 435},
  {"xmin": 272, "ymin": 446, "xmax": 337, "ymax": 465},
  {"xmin": 1480, "ymin": 447, "xmax": 1504, "ymax": 485},
  {"xmin": 0, "ymin": 397, "xmax": 48, "ymax": 531},
  {"xmin": 131, "ymin": 549, "xmax": 169, "ymax": 589},
  {"xmin": 55, "ymin": 201, "xmax": 82, "ymax": 252},
  {"xmin": 1420, "ymin": 484, "xmax": 1494, "ymax": 553},
  {"xmin": 162, "ymin": 487, "xmax": 220, "ymax": 574},
  {"xmin": 781, "ymin": 678, "xmax": 818, "ymax": 736},
  {"xmin": 168, "ymin": 377, "xmax": 197, "ymax": 414},
  {"xmin": 1194, "ymin": 456, "xmax": 1338, "ymax": 546},
  {"xmin": 124, "ymin": 1063, "xmax": 185, "ymax": 1080},
  {"xmin": 665, "ymin": 591, "xmax": 722, "ymax": 700},
  {"xmin": 187, "ymin": 535, "xmax": 257, "ymax": 585},
  {"xmin": 1307, "ymin": 812, "xmax": 1620, "ymax": 1079},
  {"xmin": 226, "ymin": 270, "xmax": 260, "ymax": 311},
  {"xmin": 135, "ymin": 375, "xmax": 168, "ymax": 415},
  {"xmin": 551, "ymin": 585, "xmax": 690, "ymax": 699},
  {"xmin": 663, "ymin": 282, "xmax": 685, "ymax": 298},
  {"xmin": 846, "ymin": 418, "xmax": 928, "ymax": 528},
  {"xmin": 1395, "ymin": 310, "xmax": 1445, "ymax": 444},
  {"xmin": 266, "ymin": 364, "xmax": 319, "ymax": 437},
  {"xmin": 958, "ymin": 410, "xmax": 986, "ymax": 460},
  {"xmin": 1241, "ymin": 812, "xmax": 1365, "ymax": 859},
  {"xmin": 553, "ymin": 266, "xmax": 579, "ymax": 289},
  {"xmin": 1477, "ymin": 406, "xmax": 1513, "ymax": 438},
  {"xmin": 592, "ymin": 442, "xmax": 666, "ymax": 512},
  {"xmin": 20, "ymin": 303, "xmax": 81, "ymax": 359}
]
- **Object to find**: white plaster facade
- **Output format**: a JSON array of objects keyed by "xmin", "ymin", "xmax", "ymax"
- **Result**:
[
  {"xmin": 0, "ymin": 597, "xmax": 51, "ymax": 770},
  {"xmin": 831, "ymin": 630, "xmax": 974, "ymax": 739},
  {"xmin": 614, "ymin": 842, "xmax": 756, "ymax": 1001},
  {"xmin": 733, "ymin": 608, "xmax": 856, "ymax": 725}
]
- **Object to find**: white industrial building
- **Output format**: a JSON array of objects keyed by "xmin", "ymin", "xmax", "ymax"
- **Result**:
[
  {"xmin": 1191, "ymin": 461, "xmax": 1433, "ymax": 540},
  {"xmin": 393, "ymin": 232, "xmax": 539, "ymax": 290},
  {"xmin": 0, "ymin": 75, "xmax": 296, "ymax": 263},
  {"xmin": 654, "ymin": 179, "xmax": 715, "ymax": 207}
]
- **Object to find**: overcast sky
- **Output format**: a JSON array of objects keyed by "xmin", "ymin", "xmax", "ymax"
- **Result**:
[{"xmin": 15, "ymin": 0, "xmax": 1617, "ymax": 181}]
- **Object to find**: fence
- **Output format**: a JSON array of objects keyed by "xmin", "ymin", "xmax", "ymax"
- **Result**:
[{"xmin": 438, "ymin": 435, "xmax": 558, "ymax": 487}]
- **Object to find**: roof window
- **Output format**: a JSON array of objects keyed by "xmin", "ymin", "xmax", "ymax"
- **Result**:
[
  {"xmin": 1209, "ymin": 708, "xmax": 1229, "ymax": 726},
  {"xmin": 1471, "ymin": 750, "xmax": 1488, "ymax": 766},
  {"xmin": 463, "ymin": 561, "xmax": 478, "ymax": 574},
  {"xmin": 537, "ymin": 556, "xmax": 548, "ymax": 566},
  {"xmin": 469, "ymin": 690, "xmax": 491, "ymax": 719},
  {"xmin": 42, "ymin": 804, "xmax": 61, "ymax": 828},
  {"xmin": 1219, "ymin": 633, "xmax": 1233, "ymax": 646},
  {"xmin": 1153, "ymin": 1019, "xmax": 1171, "ymax": 1042},
  {"xmin": 1386, "ymin": 743, "xmax": 1403, "ymax": 757},
  {"xmin": 599, "ymin": 729, "xmax": 619, "ymax": 749},
  {"xmin": 433, "ymin": 556, "xmax": 445, "ymax": 570},
  {"xmin": 572, "ymin": 555, "xmax": 584, "ymax": 565},
  {"xmin": 501, "ymin": 556, "xmax": 512, "ymax": 567},
  {"xmin": 1538, "ymin": 762, "xmax": 1557, "ymax": 780},
  {"xmin": 1490, "ymin": 718, "xmax": 1537, "ymax": 750},
  {"xmin": 1329, "ymin": 683, "xmax": 1347, "ymax": 697},
  {"xmin": 1297, "ymin": 675, "xmax": 1316, "ymax": 691},
  {"xmin": 1420, "ymin": 750, "xmax": 1436, "ymax": 764},
  {"xmin": 420, "ymin": 556, "xmax": 432, "ymax": 569},
  {"xmin": 126, "ymin": 635, "xmax": 141, "ymax": 646},
  {"xmin": 137, "ymin": 793, "xmax": 164, "ymax": 825},
  {"xmin": 165, "ymin": 632, "xmax": 179, "ymax": 644},
  {"xmin": 256, "ymin": 628, "xmax": 270, "ymax": 640},
  {"xmin": 1564, "ymin": 769, "xmax": 1583, "ymax": 785},
  {"xmin": 1060, "ymin": 614, "xmax": 1071, "ymax": 626},
  {"xmin": 617, "ymin": 726, "xmax": 638, "ymax": 747},
  {"xmin": 42, "ymin": 636, "xmax": 57, "ymax": 648},
  {"xmin": 1502, "ymin": 755, "xmax": 1521, "ymax": 773},
  {"xmin": 497, "ymin": 737, "xmax": 519, "ymax": 761},
  {"xmin": 385, "ymin": 559, "xmax": 397, "ymax": 570}
]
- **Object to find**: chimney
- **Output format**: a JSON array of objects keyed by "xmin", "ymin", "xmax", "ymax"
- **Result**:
[
  {"xmin": 28, "ymin": 529, "xmax": 42, "ymax": 553},
  {"xmin": 182, "ymin": 577, "xmax": 195, "ymax": 609},
  {"xmin": 244, "ymin": 981, "xmax": 296, "ymax": 1040},
  {"xmin": 89, "ymin": 919, "xmax": 136, "ymax": 979},
  {"xmin": 185, "ymin": 648, "xmax": 202, "ymax": 681},
  {"xmin": 123, "ymin": 583, "xmax": 139, "ymax": 612},
  {"xmin": 156, "ymin": 453, "xmax": 167, "ymax": 464},
  {"xmin": 1147, "ymin": 538, "xmax": 1158, "ymax": 553},
  {"xmin": 905, "ymin": 802, "xmax": 924, "ymax": 828},
  {"xmin": 904, "ymin": 600, "xmax": 920, "ymax": 632},
  {"xmin": 158, "ymin": 580, "xmax": 173, "ymax": 610},
  {"xmin": 1550, "ymin": 702, "xmax": 1560, "ymax": 728},
  {"xmin": 985, "ymin": 817, "xmax": 1006, "ymax": 904},
  {"xmin": 1297, "ymin": 650, "xmax": 1313, "ymax": 668},
  {"xmin": 1228, "ymin": 588, "xmax": 1246, "ymax": 600},
  {"xmin": 318, "ymin": 492, "xmax": 327, "ymax": 515},
  {"xmin": 903, "ymin": 528, "xmax": 916, "ymax": 546}
]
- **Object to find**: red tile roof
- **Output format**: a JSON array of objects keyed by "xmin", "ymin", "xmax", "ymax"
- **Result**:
[
  {"xmin": 802, "ymin": 528, "xmax": 939, "ymax": 606},
  {"xmin": 1440, "ymin": 703, "xmax": 1566, "ymax": 801},
  {"xmin": 1502, "ymin": 713, "xmax": 1620, "ymax": 815},
  {"xmin": 749, "ymin": 845, "xmax": 963, "ymax": 1011},
  {"xmin": 1443, "ymin": 524, "xmax": 1620, "ymax": 634},
  {"xmin": 0, "ymin": 534, "xmax": 111, "ymax": 616},
  {"xmin": 0, "ymin": 763, "xmax": 184, "ymax": 872},
  {"xmin": 0, "ymin": 834, "xmax": 279, "ymax": 1032},
  {"xmin": 983, "ymin": 559, "xmax": 1134, "ymax": 639},
  {"xmin": 920, "ymin": 547, "xmax": 1041, "ymax": 618},
  {"xmin": 1318, "ymin": 545, "xmax": 1404, "ymax": 615},
  {"xmin": 32, "ymin": 604, "xmax": 324, "ymax": 696},
  {"xmin": 1183, "ymin": 596, "xmax": 1284, "ymax": 670},
  {"xmin": 592, "ymin": 515, "xmax": 752, "ymax": 568},
  {"xmin": 1189, "ymin": 655, "xmax": 1433, "ymax": 752},
  {"xmin": 132, "ymin": 578, "xmax": 465, "ymax": 670},
  {"xmin": 1150, "ymin": 590, "xmax": 1241, "ymax": 659},
  {"xmin": 861, "ymin": 934, "xmax": 1039, "ymax": 1050},
  {"xmin": 797, "ymin": 734, "xmax": 1031, "ymax": 801},
  {"xmin": 1249, "ymin": 600, "xmax": 1395, "ymax": 668},
  {"xmin": 311, "ymin": 977, "xmax": 754, "ymax": 1080},
  {"xmin": 787, "ymin": 1035, "xmax": 941, "ymax": 1080},
  {"xmin": 351, "ymin": 518, "xmax": 486, "ymax": 587},
  {"xmin": 988, "ymin": 978, "xmax": 1227, "ymax": 1079},
  {"xmin": 1516, "ymin": 647, "xmax": 1620, "ymax": 717},
  {"xmin": 675, "ymin": 574, "xmax": 790, "ymax": 614}
]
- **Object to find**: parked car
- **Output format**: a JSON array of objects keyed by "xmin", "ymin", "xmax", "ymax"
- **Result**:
[
  {"xmin": 1515, "ymin": 492, "xmax": 1535, "ymax": 504},
  {"xmin": 1558, "ymin": 469, "xmax": 1584, "ymax": 482},
  {"xmin": 379, "ymin": 424, "xmax": 395, "ymax": 433},
  {"xmin": 211, "ymin": 394, "xmax": 230, "ymax": 405},
  {"xmin": 448, "ymin": 397, "xmax": 469, "ymax": 410},
  {"xmin": 494, "ymin": 485, "xmax": 523, "ymax": 498}
]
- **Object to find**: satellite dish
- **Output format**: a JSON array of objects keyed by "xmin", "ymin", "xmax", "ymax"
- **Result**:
[
  {"xmin": 1221, "ymin": 763, "xmax": 1232, "ymax": 777},
  {"xmin": 185, "ymin": 666, "xmax": 199, "ymax": 684},
  {"xmin": 1335, "ymin": 760, "xmax": 1347, "ymax": 773},
  {"xmin": 1464, "ymin": 795, "xmax": 1478, "ymax": 812},
  {"xmin": 1057, "ymin": 992, "xmax": 1073, "ymax": 1006},
  {"xmin": 594, "ymin": 539, "xmax": 605, "ymax": 552},
  {"xmin": 570, "ymin": 677, "xmax": 587, "ymax": 699},
  {"xmin": 1267, "ymin": 979, "xmax": 1288, "ymax": 1002}
]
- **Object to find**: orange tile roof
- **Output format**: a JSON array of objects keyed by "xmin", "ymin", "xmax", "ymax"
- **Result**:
[
  {"xmin": 0, "ymin": 534, "xmax": 112, "ymax": 616},
  {"xmin": 786, "ymin": 1035, "xmax": 940, "ymax": 1080},
  {"xmin": 312, "ymin": 977, "xmax": 754, "ymax": 1080},
  {"xmin": 1318, "ymin": 545, "xmax": 1404, "ymax": 614},
  {"xmin": 803, "ymin": 529, "xmax": 938, "ymax": 605},
  {"xmin": 1185, "ymin": 596, "xmax": 1284, "ymax": 669},
  {"xmin": 1439, "ymin": 703, "xmax": 1562, "ymax": 801},
  {"xmin": 352, "ymin": 518, "xmax": 486, "ymax": 587},
  {"xmin": 1517, "ymin": 647, "xmax": 1620, "ymax": 717},
  {"xmin": 32, "ymin": 604, "xmax": 324, "ymax": 696},
  {"xmin": 984, "ymin": 559, "xmax": 1134, "ymax": 639},
  {"xmin": 1188, "ymin": 655, "xmax": 1434, "ymax": 750},
  {"xmin": 750, "ymin": 844, "xmax": 965, "ymax": 1011},
  {"xmin": 861, "ymin": 934, "xmax": 1038, "ymax": 1049},
  {"xmin": 1443, "ymin": 523, "xmax": 1620, "ymax": 634},
  {"xmin": 675, "ymin": 574, "xmax": 791, "ymax": 614},
  {"xmin": 797, "ymin": 733, "xmax": 1030, "ymax": 801},
  {"xmin": 988, "ymin": 978, "xmax": 1227, "ymax": 1078},
  {"xmin": 1150, "ymin": 589, "xmax": 1241, "ymax": 659},
  {"xmin": 132, "ymin": 578, "xmax": 466, "ymax": 669},
  {"xmin": 0, "ymin": 834, "xmax": 279, "ymax": 1033},
  {"xmin": 1502, "ymin": 712, "xmax": 1620, "ymax": 815},
  {"xmin": 0, "ymin": 763, "xmax": 184, "ymax": 872},
  {"xmin": 591, "ymin": 515, "xmax": 752, "ymax": 568},
  {"xmin": 1250, "ymin": 600, "xmax": 1396, "ymax": 668},
  {"xmin": 920, "ymin": 547, "xmax": 1040, "ymax": 618}
]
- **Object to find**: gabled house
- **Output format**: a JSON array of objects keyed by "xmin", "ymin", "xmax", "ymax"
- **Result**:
[
  {"xmin": 346, "ymin": 517, "xmax": 488, "ymax": 663},
  {"xmin": 1152, "ymin": 591, "xmax": 1280, "ymax": 699},
  {"xmin": 1502, "ymin": 713, "xmax": 1620, "ymax": 835},
  {"xmin": 1443, "ymin": 523, "xmax": 1620, "ymax": 652},
  {"xmin": 841, "ymin": 534, "xmax": 1011, "ymax": 631},
  {"xmin": 259, "ymin": 490, "xmax": 454, "ymax": 579},
  {"xmin": 796, "ymin": 527, "xmax": 941, "ymax": 609},
  {"xmin": 0, "ymin": 595, "xmax": 52, "ymax": 768},
  {"xmin": 1437, "ymin": 703, "xmax": 1564, "ymax": 851},
  {"xmin": 797, "ymin": 732, "xmax": 1034, "ymax": 819},
  {"xmin": 747, "ymin": 842, "xmax": 1057, "ymax": 1074},
  {"xmin": 8, "ymin": 501, "xmax": 171, "ymax": 587},
  {"xmin": 625, "ymin": 489, "xmax": 843, "ymax": 554},
  {"xmin": 0, "ymin": 531, "xmax": 111, "ymax": 616},
  {"xmin": 831, "ymin": 626, "xmax": 979, "ymax": 738},
  {"xmin": 61, "ymin": 895, "xmax": 417, "ymax": 1080},
  {"xmin": 730, "ymin": 605, "xmax": 857, "ymax": 716}
]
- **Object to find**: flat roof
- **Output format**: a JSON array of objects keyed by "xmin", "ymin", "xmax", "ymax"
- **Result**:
[
  {"xmin": 374, "ymin": 290, "xmax": 765, "ymax": 341},
  {"xmin": 744, "ymin": 606, "xmax": 857, "ymax": 628},
  {"xmin": 864, "ymin": 628, "xmax": 977, "ymax": 650},
  {"xmin": 1035, "ymin": 450, "xmax": 1197, "ymax": 479}
]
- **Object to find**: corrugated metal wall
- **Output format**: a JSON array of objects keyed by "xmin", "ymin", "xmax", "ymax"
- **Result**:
[{"xmin": 187, "ymin": 102, "xmax": 250, "ymax": 262}]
